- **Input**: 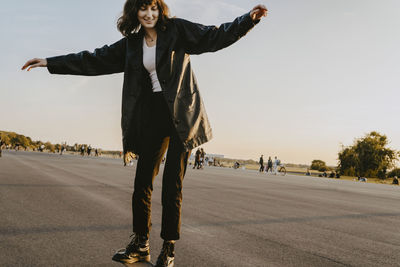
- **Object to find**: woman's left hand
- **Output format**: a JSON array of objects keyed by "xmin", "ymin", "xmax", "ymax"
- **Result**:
[{"xmin": 250, "ymin": 4, "xmax": 268, "ymax": 21}]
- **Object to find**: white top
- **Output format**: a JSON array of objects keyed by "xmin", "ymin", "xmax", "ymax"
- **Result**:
[{"xmin": 143, "ymin": 39, "xmax": 162, "ymax": 92}]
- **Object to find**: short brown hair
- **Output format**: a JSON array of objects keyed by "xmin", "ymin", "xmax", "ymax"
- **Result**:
[{"xmin": 117, "ymin": 0, "xmax": 170, "ymax": 36}]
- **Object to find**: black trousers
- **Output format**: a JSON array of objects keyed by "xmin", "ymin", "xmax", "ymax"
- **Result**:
[
  {"xmin": 132, "ymin": 92, "xmax": 191, "ymax": 241},
  {"xmin": 259, "ymin": 164, "xmax": 264, "ymax": 172}
]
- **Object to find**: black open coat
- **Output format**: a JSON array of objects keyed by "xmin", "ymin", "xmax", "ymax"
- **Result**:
[{"xmin": 47, "ymin": 12, "xmax": 258, "ymax": 157}]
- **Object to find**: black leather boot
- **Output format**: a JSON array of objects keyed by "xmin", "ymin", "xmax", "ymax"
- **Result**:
[
  {"xmin": 112, "ymin": 233, "xmax": 150, "ymax": 264},
  {"xmin": 155, "ymin": 240, "xmax": 175, "ymax": 267}
]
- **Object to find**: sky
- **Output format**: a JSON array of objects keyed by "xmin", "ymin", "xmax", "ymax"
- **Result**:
[{"xmin": 1, "ymin": 0, "xmax": 399, "ymax": 166}]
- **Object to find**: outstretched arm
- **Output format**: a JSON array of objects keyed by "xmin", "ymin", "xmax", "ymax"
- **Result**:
[
  {"xmin": 175, "ymin": 4, "xmax": 268, "ymax": 55},
  {"xmin": 21, "ymin": 37, "xmax": 127, "ymax": 76}
]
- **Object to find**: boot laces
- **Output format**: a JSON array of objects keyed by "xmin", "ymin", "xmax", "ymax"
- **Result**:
[
  {"xmin": 125, "ymin": 233, "xmax": 139, "ymax": 254},
  {"xmin": 158, "ymin": 242, "xmax": 174, "ymax": 263}
]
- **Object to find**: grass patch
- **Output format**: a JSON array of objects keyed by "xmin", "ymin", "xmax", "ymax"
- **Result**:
[{"xmin": 236, "ymin": 163, "xmax": 399, "ymax": 186}]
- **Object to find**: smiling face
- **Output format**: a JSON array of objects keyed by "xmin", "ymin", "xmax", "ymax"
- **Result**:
[{"xmin": 137, "ymin": 2, "xmax": 159, "ymax": 30}]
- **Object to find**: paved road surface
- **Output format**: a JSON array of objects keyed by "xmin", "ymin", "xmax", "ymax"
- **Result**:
[{"xmin": 1, "ymin": 150, "xmax": 399, "ymax": 266}]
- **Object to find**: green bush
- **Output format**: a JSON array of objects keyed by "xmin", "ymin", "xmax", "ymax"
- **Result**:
[
  {"xmin": 318, "ymin": 166, "xmax": 328, "ymax": 172},
  {"xmin": 311, "ymin": 160, "xmax": 327, "ymax": 171},
  {"xmin": 342, "ymin": 166, "xmax": 356, "ymax": 177},
  {"xmin": 388, "ymin": 168, "xmax": 400, "ymax": 178}
]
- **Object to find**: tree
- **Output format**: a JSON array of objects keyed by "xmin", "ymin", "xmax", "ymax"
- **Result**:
[
  {"xmin": 338, "ymin": 131, "xmax": 399, "ymax": 179},
  {"xmin": 311, "ymin": 160, "xmax": 328, "ymax": 172},
  {"xmin": 15, "ymin": 134, "xmax": 30, "ymax": 148},
  {"xmin": 0, "ymin": 133, "xmax": 10, "ymax": 145},
  {"xmin": 337, "ymin": 147, "xmax": 358, "ymax": 177},
  {"xmin": 44, "ymin": 142, "xmax": 55, "ymax": 152}
]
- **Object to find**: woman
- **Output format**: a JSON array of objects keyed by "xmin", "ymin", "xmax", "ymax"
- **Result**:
[{"xmin": 22, "ymin": 1, "xmax": 267, "ymax": 266}]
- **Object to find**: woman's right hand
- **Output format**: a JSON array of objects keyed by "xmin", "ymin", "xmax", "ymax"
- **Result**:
[{"xmin": 21, "ymin": 58, "xmax": 47, "ymax": 71}]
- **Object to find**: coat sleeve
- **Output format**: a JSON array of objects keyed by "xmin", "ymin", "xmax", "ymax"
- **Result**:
[
  {"xmin": 46, "ymin": 37, "xmax": 127, "ymax": 76},
  {"xmin": 174, "ymin": 12, "xmax": 259, "ymax": 55}
]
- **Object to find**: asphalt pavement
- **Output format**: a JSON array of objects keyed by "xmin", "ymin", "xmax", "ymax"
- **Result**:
[{"xmin": 1, "ymin": 150, "xmax": 399, "ymax": 267}]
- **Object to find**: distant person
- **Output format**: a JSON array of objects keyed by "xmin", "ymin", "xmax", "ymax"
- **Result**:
[
  {"xmin": 80, "ymin": 145, "xmax": 85, "ymax": 156},
  {"xmin": 357, "ymin": 176, "xmax": 367, "ymax": 182},
  {"xmin": 234, "ymin": 161, "xmax": 240, "ymax": 169},
  {"xmin": 95, "ymin": 148, "xmax": 99, "ymax": 157},
  {"xmin": 193, "ymin": 148, "xmax": 201, "ymax": 169},
  {"xmin": 273, "ymin": 156, "xmax": 280, "ymax": 175},
  {"xmin": 266, "ymin": 156, "xmax": 273, "ymax": 173},
  {"xmin": 87, "ymin": 145, "xmax": 92, "ymax": 156},
  {"xmin": 305, "ymin": 169, "xmax": 311, "ymax": 176},
  {"xmin": 200, "ymin": 148, "xmax": 205, "ymax": 169},
  {"xmin": 259, "ymin": 155, "xmax": 264, "ymax": 172},
  {"xmin": 329, "ymin": 171, "xmax": 335, "ymax": 178},
  {"xmin": 21, "ymin": 1, "xmax": 267, "ymax": 266},
  {"xmin": 393, "ymin": 176, "xmax": 399, "ymax": 185}
]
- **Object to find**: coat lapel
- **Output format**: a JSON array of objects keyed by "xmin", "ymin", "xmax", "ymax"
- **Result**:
[
  {"xmin": 129, "ymin": 29, "xmax": 145, "ymax": 71},
  {"xmin": 156, "ymin": 26, "xmax": 171, "ymax": 70}
]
